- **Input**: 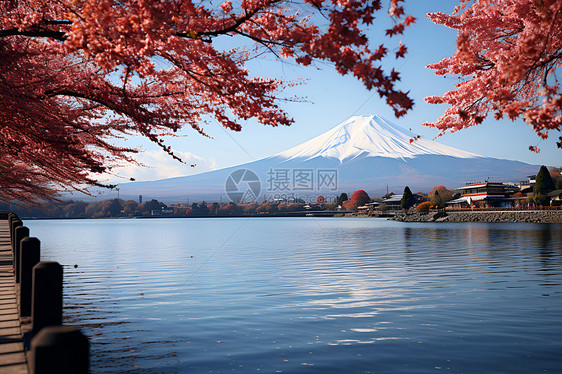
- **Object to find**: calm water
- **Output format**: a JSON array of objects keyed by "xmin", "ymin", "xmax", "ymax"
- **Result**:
[{"xmin": 26, "ymin": 218, "xmax": 562, "ymax": 373}]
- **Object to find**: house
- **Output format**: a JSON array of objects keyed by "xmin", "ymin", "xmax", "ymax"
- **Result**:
[
  {"xmin": 151, "ymin": 207, "xmax": 175, "ymax": 216},
  {"xmin": 448, "ymin": 182, "xmax": 517, "ymax": 208},
  {"xmin": 162, "ymin": 207, "xmax": 175, "ymax": 215},
  {"xmin": 357, "ymin": 202, "xmax": 379, "ymax": 215},
  {"xmin": 360, "ymin": 202, "xmax": 380, "ymax": 209},
  {"xmin": 547, "ymin": 189, "xmax": 562, "ymax": 206},
  {"xmin": 381, "ymin": 194, "xmax": 423, "ymax": 211},
  {"xmin": 304, "ymin": 203, "xmax": 323, "ymax": 211},
  {"xmin": 382, "ymin": 194, "xmax": 403, "ymax": 211},
  {"xmin": 518, "ymin": 175, "xmax": 536, "ymax": 196}
]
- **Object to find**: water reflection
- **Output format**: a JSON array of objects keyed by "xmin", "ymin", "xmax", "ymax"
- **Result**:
[
  {"xmin": 27, "ymin": 218, "xmax": 562, "ymax": 373},
  {"xmin": 402, "ymin": 223, "xmax": 562, "ymax": 275}
]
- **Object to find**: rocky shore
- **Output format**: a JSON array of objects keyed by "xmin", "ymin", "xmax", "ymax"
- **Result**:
[{"xmin": 391, "ymin": 210, "xmax": 562, "ymax": 223}]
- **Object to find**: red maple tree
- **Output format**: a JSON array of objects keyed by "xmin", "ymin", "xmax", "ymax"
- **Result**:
[
  {"xmin": 428, "ymin": 185, "xmax": 450, "ymax": 198},
  {"xmin": 424, "ymin": 0, "xmax": 562, "ymax": 152},
  {"xmin": 0, "ymin": 0, "xmax": 415, "ymax": 203},
  {"xmin": 342, "ymin": 189, "xmax": 371, "ymax": 210}
]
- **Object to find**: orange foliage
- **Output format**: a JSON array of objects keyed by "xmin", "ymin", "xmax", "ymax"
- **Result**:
[
  {"xmin": 1, "ymin": 0, "xmax": 415, "ymax": 203},
  {"xmin": 416, "ymin": 201, "xmax": 431, "ymax": 213},
  {"xmin": 428, "ymin": 185, "xmax": 450, "ymax": 197},
  {"xmin": 425, "ymin": 1, "xmax": 562, "ymax": 151}
]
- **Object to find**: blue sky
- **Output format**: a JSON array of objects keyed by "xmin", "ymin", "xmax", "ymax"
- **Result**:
[{"xmin": 109, "ymin": 1, "xmax": 560, "ymax": 184}]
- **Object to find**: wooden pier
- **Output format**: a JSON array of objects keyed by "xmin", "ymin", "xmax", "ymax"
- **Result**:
[{"xmin": 0, "ymin": 219, "xmax": 28, "ymax": 373}]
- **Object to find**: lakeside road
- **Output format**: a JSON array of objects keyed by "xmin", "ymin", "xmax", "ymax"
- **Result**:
[
  {"xmin": 392, "ymin": 210, "xmax": 562, "ymax": 223},
  {"xmin": 0, "ymin": 220, "xmax": 28, "ymax": 373}
]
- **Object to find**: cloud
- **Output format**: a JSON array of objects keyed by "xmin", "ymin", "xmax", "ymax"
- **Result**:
[{"xmin": 103, "ymin": 149, "xmax": 217, "ymax": 183}]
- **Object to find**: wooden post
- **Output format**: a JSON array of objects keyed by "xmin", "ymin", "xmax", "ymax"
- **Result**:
[
  {"xmin": 8, "ymin": 213, "xmax": 19, "ymax": 234},
  {"xmin": 20, "ymin": 237, "xmax": 41, "ymax": 317},
  {"xmin": 32, "ymin": 262, "xmax": 63, "ymax": 335},
  {"xmin": 14, "ymin": 226, "xmax": 29, "ymax": 283},
  {"xmin": 31, "ymin": 326, "xmax": 89, "ymax": 374},
  {"xmin": 8, "ymin": 213, "xmax": 17, "ymax": 232},
  {"xmin": 10, "ymin": 218, "xmax": 22, "ymax": 250}
]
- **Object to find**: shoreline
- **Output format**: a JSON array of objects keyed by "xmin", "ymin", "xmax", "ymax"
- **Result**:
[
  {"xmin": 19, "ymin": 210, "xmax": 562, "ymax": 223},
  {"xmin": 391, "ymin": 210, "xmax": 562, "ymax": 223}
]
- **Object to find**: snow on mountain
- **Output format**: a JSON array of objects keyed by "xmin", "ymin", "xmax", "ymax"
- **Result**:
[
  {"xmin": 97, "ymin": 114, "xmax": 538, "ymax": 202},
  {"xmin": 277, "ymin": 114, "xmax": 480, "ymax": 161}
]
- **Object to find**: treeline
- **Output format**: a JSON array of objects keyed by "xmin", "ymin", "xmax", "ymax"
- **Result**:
[
  {"xmin": 1, "ymin": 198, "xmax": 166, "ymax": 218},
  {"xmin": 0, "ymin": 188, "xmax": 452, "ymax": 219},
  {"xmin": 0, "ymin": 199, "xmax": 320, "ymax": 219},
  {"xmin": 191, "ymin": 201, "xmax": 314, "ymax": 216},
  {"xmin": 3, "ymin": 165, "xmax": 559, "ymax": 218}
]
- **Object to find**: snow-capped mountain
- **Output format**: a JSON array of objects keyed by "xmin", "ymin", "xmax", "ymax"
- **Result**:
[
  {"xmin": 278, "ymin": 114, "xmax": 479, "ymax": 161},
  {"xmin": 108, "ymin": 114, "xmax": 538, "ymax": 202}
]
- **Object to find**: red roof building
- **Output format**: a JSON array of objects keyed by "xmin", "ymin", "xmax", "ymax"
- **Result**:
[{"xmin": 448, "ymin": 182, "xmax": 518, "ymax": 208}]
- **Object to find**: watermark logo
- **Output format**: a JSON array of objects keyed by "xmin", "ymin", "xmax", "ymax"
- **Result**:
[
  {"xmin": 224, "ymin": 168, "xmax": 338, "ymax": 203},
  {"xmin": 225, "ymin": 169, "xmax": 261, "ymax": 203},
  {"xmin": 267, "ymin": 168, "xmax": 338, "ymax": 192}
]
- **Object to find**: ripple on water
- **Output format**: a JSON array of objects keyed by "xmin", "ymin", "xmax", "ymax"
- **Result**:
[{"xmin": 26, "ymin": 218, "xmax": 562, "ymax": 374}]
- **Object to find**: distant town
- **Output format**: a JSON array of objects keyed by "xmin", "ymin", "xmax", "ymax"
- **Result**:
[{"xmin": 3, "ymin": 166, "xmax": 561, "ymax": 220}]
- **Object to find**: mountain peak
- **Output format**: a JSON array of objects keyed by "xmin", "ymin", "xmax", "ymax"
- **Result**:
[{"xmin": 277, "ymin": 114, "xmax": 481, "ymax": 162}]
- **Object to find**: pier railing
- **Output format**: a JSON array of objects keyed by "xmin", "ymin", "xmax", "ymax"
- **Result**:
[{"xmin": 3, "ymin": 211, "xmax": 89, "ymax": 373}]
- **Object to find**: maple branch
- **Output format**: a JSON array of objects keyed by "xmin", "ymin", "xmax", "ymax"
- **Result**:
[
  {"xmin": 1, "ymin": 0, "xmax": 416, "ymax": 203},
  {"xmin": 425, "ymin": 0, "xmax": 562, "ymax": 150},
  {"xmin": 0, "ymin": 27, "xmax": 66, "ymax": 40},
  {"xmin": 176, "ymin": 5, "xmax": 266, "ymax": 40},
  {"xmin": 233, "ymin": 29, "xmax": 285, "ymax": 51},
  {"xmin": 42, "ymin": 20, "xmax": 72, "ymax": 25},
  {"xmin": 45, "ymin": 89, "xmax": 110, "ymax": 108},
  {"xmin": 44, "ymin": 88, "xmax": 185, "ymax": 159}
]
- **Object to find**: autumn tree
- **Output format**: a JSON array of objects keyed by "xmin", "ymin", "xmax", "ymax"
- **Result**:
[
  {"xmin": 0, "ymin": 0, "xmax": 415, "ymax": 203},
  {"xmin": 256, "ymin": 201, "xmax": 278, "ymax": 214},
  {"xmin": 209, "ymin": 202, "xmax": 220, "ymax": 216},
  {"xmin": 121, "ymin": 199, "xmax": 139, "ymax": 216},
  {"xmin": 219, "ymin": 202, "xmax": 242, "ymax": 216},
  {"xmin": 277, "ymin": 202, "xmax": 304, "ymax": 212},
  {"xmin": 62, "ymin": 200, "xmax": 88, "ymax": 217},
  {"xmin": 428, "ymin": 185, "xmax": 450, "ymax": 197},
  {"xmin": 243, "ymin": 203, "xmax": 259, "ymax": 215},
  {"xmin": 424, "ymin": 0, "xmax": 562, "ymax": 152},
  {"xmin": 342, "ymin": 189, "xmax": 371, "ymax": 210},
  {"xmin": 416, "ymin": 201, "xmax": 431, "ymax": 213},
  {"xmin": 429, "ymin": 185, "xmax": 453, "ymax": 208},
  {"xmin": 107, "ymin": 198, "xmax": 123, "ymax": 217}
]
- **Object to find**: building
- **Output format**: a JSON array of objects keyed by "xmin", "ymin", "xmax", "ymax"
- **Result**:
[
  {"xmin": 357, "ymin": 202, "xmax": 379, "ymax": 215},
  {"xmin": 547, "ymin": 189, "xmax": 562, "ymax": 206},
  {"xmin": 381, "ymin": 194, "xmax": 424, "ymax": 211},
  {"xmin": 151, "ymin": 207, "xmax": 175, "ymax": 216},
  {"xmin": 382, "ymin": 194, "xmax": 403, "ymax": 211},
  {"xmin": 518, "ymin": 176, "xmax": 536, "ymax": 196},
  {"xmin": 448, "ymin": 182, "xmax": 517, "ymax": 208}
]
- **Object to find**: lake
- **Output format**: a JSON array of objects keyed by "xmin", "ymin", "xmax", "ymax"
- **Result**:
[{"xmin": 26, "ymin": 218, "xmax": 562, "ymax": 373}]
